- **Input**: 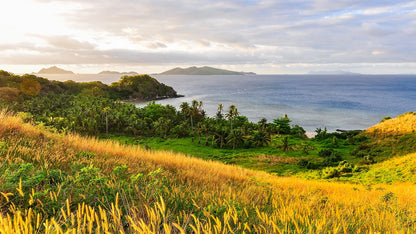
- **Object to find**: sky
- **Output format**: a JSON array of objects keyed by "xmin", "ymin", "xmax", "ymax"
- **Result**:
[{"xmin": 0, "ymin": 0, "xmax": 415, "ymax": 74}]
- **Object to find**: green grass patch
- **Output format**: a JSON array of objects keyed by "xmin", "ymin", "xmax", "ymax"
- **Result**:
[{"xmin": 105, "ymin": 134, "xmax": 360, "ymax": 176}]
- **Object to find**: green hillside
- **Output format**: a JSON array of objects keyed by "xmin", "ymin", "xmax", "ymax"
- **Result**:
[
  {"xmin": 0, "ymin": 70, "xmax": 179, "ymax": 101},
  {"xmin": 1, "ymin": 111, "xmax": 416, "ymax": 232}
]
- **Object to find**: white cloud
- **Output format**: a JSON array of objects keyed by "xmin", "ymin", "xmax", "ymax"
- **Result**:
[
  {"xmin": 372, "ymin": 50, "xmax": 385, "ymax": 56},
  {"xmin": 1, "ymin": 0, "xmax": 415, "ymax": 74}
]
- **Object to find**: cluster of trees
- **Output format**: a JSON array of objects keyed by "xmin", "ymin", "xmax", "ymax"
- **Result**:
[
  {"xmin": 0, "ymin": 70, "xmax": 308, "ymax": 149},
  {"xmin": 7, "ymin": 92, "xmax": 306, "ymax": 149}
]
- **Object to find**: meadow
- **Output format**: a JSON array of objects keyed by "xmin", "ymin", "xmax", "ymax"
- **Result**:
[
  {"xmin": 106, "ymin": 134, "xmax": 360, "ymax": 176},
  {"xmin": 1, "ymin": 111, "xmax": 416, "ymax": 233},
  {"xmin": 2, "ymin": 71, "xmax": 416, "ymax": 233}
]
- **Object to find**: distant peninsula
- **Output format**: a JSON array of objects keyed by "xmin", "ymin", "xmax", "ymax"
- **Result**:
[
  {"xmin": 158, "ymin": 66, "xmax": 256, "ymax": 75},
  {"xmin": 98, "ymin": 71, "xmax": 139, "ymax": 75},
  {"xmin": 37, "ymin": 66, "xmax": 74, "ymax": 74}
]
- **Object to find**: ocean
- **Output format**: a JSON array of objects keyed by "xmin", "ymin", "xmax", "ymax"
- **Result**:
[{"xmin": 41, "ymin": 74, "xmax": 416, "ymax": 132}]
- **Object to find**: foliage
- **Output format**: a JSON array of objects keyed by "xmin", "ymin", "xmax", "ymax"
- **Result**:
[
  {"xmin": 1, "ymin": 112, "xmax": 416, "ymax": 233},
  {"xmin": 273, "ymin": 115, "xmax": 291, "ymax": 134},
  {"xmin": 0, "ymin": 70, "xmax": 178, "ymax": 101},
  {"xmin": 110, "ymin": 74, "xmax": 178, "ymax": 100}
]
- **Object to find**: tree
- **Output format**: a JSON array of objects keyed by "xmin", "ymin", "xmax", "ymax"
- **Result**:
[
  {"xmin": 216, "ymin": 104, "xmax": 224, "ymax": 119},
  {"xmin": 258, "ymin": 118, "xmax": 267, "ymax": 130},
  {"xmin": 153, "ymin": 117, "xmax": 165, "ymax": 137},
  {"xmin": 225, "ymin": 104, "xmax": 239, "ymax": 130},
  {"xmin": 281, "ymin": 136, "xmax": 292, "ymax": 152},
  {"xmin": 215, "ymin": 126, "xmax": 228, "ymax": 148},
  {"xmin": 290, "ymin": 125, "xmax": 306, "ymax": 138},
  {"xmin": 103, "ymin": 107, "xmax": 110, "ymax": 135},
  {"xmin": 189, "ymin": 100, "xmax": 204, "ymax": 129},
  {"xmin": 226, "ymin": 129, "xmax": 244, "ymax": 150},
  {"xmin": 20, "ymin": 78, "xmax": 41, "ymax": 96},
  {"xmin": 180, "ymin": 102, "xmax": 190, "ymax": 121},
  {"xmin": 251, "ymin": 130, "xmax": 271, "ymax": 147},
  {"xmin": 273, "ymin": 115, "xmax": 291, "ymax": 134}
]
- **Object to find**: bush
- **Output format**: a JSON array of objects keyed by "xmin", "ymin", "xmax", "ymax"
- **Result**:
[
  {"xmin": 297, "ymin": 159, "xmax": 309, "ymax": 168},
  {"xmin": 380, "ymin": 116, "xmax": 392, "ymax": 123},
  {"xmin": 337, "ymin": 161, "xmax": 354, "ymax": 173},
  {"xmin": 298, "ymin": 159, "xmax": 319, "ymax": 169},
  {"xmin": 318, "ymin": 149, "xmax": 334, "ymax": 158},
  {"xmin": 322, "ymin": 167, "xmax": 340, "ymax": 179},
  {"xmin": 319, "ymin": 149, "xmax": 343, "ymax": 167},
  {"xmin": 290, "ymin": 125, "xmax": 306, "ymax": 137}
]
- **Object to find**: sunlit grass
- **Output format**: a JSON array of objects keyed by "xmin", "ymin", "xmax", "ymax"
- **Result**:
[
  {"xmin": 1, "ymin": 110, "xmax": 416, "ymax": 233},
  {"xmin": 366, "ymin": 112, "xmax": 416, "ymax": 137}
]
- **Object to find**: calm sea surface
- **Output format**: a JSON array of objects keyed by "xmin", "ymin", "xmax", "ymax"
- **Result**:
[{"xmin": 42, "ymin": 74, "xmax": 416, "ymax": 132}]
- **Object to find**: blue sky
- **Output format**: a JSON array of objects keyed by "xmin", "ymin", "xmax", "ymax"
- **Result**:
[{"xmin": 0, "ymin": 0, "xmax": 415, "ymax": 74}]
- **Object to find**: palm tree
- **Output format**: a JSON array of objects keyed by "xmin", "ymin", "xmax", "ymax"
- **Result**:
[
  {"xmin": 180, "ymin": 102, "xmax": 190, "ymax": 119},
  {"xmin": 197, "ymin": 122, "xmax": 204, "ymax": 144},
  {"xmin": 258, "ymin": 117, "xmax": 267, "ymax": 130},
  {"xmin": 201, "ymin": 119, "xmax": 212, "ymax": 146},
  {"xmin": 190, "ymin": 99, "xmax": 199, "ymax": 129},
  {"xmin": 281, "ymin": 136, "xmax": 292, "ymax": 152},
  {"xmin": 251, "ymin": 129, "xmax": 271, "ymax": 147},
  {"xmin": 215, "ymin": 126, "xmax": 228, "ymax": 148},
  {"xmin": 102, "ymin": 107, "xmax": 111, "ymax": 135},
  {"xmin": 216, "ymin": 103, "xmax": 224, "ymax": 119},
  {"xmin": 225, "ymin": 104, "xmax": 239, "ymax": 130},
  {"xmin": 226, "ymin": 129, "xmax": 244, "ymax": 150}
]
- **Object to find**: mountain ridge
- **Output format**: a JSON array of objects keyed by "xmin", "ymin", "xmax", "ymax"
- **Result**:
[
  {"xmin": 98, "ymin": 70, "xmax": 139, "ymax": 75},
  {"xmin": 37, "ymin": 66, "xmax": 74, "ymax": 74}
]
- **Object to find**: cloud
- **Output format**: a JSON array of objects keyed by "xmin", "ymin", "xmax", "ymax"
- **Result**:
[
  {"xmin": 2, "ymin": 0, "xmax": 416, "ymax": 73},
  {"xmin": 45, "ymin": 35, "xmax": 95, "ymax": 50},
  {"xmin": 145, "ymin": 42, "xmax": 168, "ymax": 49}
]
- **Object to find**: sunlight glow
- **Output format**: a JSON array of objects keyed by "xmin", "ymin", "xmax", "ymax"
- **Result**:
[{"xmin": 0, "ymin": 0, "xmax": 82, "ymax": 43}]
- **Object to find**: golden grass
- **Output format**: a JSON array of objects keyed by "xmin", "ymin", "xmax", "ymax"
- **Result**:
[
  {"xmin": 1, "ymin": 110, "xmax": 416, "ymax": 232},
  {"xmin": 255, "ymin": 154, "xmax": 300, "ymax": 165},
  {"xmin": 366, "ymin": 112, "xmax": 416, "ymax": 137}
]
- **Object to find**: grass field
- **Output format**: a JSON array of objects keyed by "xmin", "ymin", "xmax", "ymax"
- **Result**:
[
  {"xmin": 1, "ymin": 111, "xmax": 416, "ymax": 232},
  {"xmin": 104, "ymin": 134, "xmax": 359, "ymax": 176}
]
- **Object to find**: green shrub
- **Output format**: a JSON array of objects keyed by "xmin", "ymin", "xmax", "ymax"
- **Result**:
[{"xmin": 322, "ymin": 167, "xmax": 340, "ymax": 179}]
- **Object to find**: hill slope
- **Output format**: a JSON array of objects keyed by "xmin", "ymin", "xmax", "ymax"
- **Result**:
[
  {"xmin": 335, "ymin": 112, "xmax": 416, "ymax": 184},
  {"xmin": 352, "ymin": 152, "xmax": 416, "ymax": 184},
  {"xmin": 0, "ymin": 70, "xmax": 179, "ymax": 101},
  {"xmin": 366, "ymin": 112, "xmax": 416, "ymax": 137},
  {"xmin": 1, "ymin": 111, "xmax": 416, "ymax": 232},
  {"xmin": 159, "ymin": 66, "xmax": 255, "ymax": 75}
]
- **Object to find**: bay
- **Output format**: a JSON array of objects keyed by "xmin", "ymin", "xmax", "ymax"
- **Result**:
[{"xmin": 41, "ymin": 74, "xmax": 416, "ymax": 132}]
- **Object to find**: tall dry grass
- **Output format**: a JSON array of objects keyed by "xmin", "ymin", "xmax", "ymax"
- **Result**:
[
  {"xmin": 1, "ymin": 110, "xmax": 416, "ymax": 233},
  {"xmin": 366, "ymin": 112, "xmax": 416, "ymax": 137}
]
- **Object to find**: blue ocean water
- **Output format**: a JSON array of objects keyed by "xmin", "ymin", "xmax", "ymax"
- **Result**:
[{"xmin": 43, "ymin": 74, "xmax": 416, "ymax": 132}]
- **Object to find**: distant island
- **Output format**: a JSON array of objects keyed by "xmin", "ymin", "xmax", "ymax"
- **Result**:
[
  {"xmin": 98, "ymin": 71, "xmax": 139, "ymax": 75},
  {"xmin": 158, "ymin": 66, "xmax": 256, "ymax": 75},
  {"xmin": 308, "ymin": 70, "xmax": 361, "ymax": 75},
  {"xmin": 37, "ymin": 66, "xmax": 74, "ymax": 74}
]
